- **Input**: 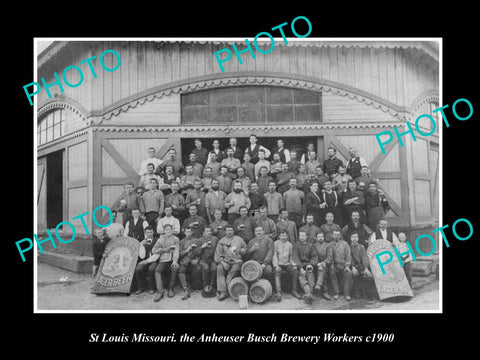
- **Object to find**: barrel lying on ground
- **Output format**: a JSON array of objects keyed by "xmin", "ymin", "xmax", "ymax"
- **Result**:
[
  {"xmin": 249, "ymin": 279, "xmax": 272, "ymax": 304},
  {"xmin": 241, "ymin": 260, "xmax": 263, "ymax": 282},
  {"xmin": 228, "ymin": 277, "xmax": 249, "ymax": 300}
]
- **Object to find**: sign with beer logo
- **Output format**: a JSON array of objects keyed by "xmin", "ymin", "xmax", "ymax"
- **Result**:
[
  {"xmin": 91, "ymin": 236, "xmax": 140, "ymax": 294},
  {"xmin": 367, "ymin": 239, "xmax": 413, "ymax": 300}
]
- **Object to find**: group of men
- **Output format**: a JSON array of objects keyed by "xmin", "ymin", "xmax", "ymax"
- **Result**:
[{"xmin": 92, "ymin": 135, "xmax": 411, "ymax": 305}]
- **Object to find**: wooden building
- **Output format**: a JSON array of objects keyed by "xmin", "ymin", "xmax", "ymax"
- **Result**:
[{"xmin": 36, "ymin": 40, "xmax": 439, "ymax": 258}]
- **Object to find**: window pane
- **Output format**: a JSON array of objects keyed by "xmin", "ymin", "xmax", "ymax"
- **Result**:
[
  {"xmin": 238, "ymin": 87, "xmax": 264, "ymax": 105},
  {"xmin": 41, "ymin": 130, "xmax": 46, "ymax": 144},
  {"xmin": 182, "ymin": 91, "xmax": 209, "ymax": 105},
  {"xmin": 53, "ymin": 124, "xmax": 61, "ymax": 138},
  {"xmin": 54, "ymin": 110, "xmax": 61, "ymax": 124},
  {"xmin": 267, "ymin": 105, "xmax": 293, "ymax": 122},
  {"xmin": 182, "ymin": 106, "xmax": 209, "ymax": 124},
  {"xmin": 295, "ymin": 105, "xmax": 321, "ymax": 123},
  {"xmin": 37, "ymin": 132, "xmax": 41, "ymax": 145},
  {"xmin": 210, "ymin": 89, "xmax": 236, "ymax": 105},
  {"xmin": 47, "ymin": 113, "xmax": 53, "ymax": 128},
  {"xmin": 212, "ymin": 106, "xmax": 236, "ymax": 123},
  {"xmin": 239, "ymin": 106, "xmax": 264, "ymax": 123},
  {"xmin": 293, "ymin": 89, "xmax": 321, "ymax": 104},
  {"xmin": 40, "ymin": 119, "xmax": 46, "ymax": 131},
  {"xmin": 47, "ymin": 126, "xmax": 53, "ymax": 142},
  {"xmin": 267, "ymin": 87, "xmax": 292, "ymax": 104}
]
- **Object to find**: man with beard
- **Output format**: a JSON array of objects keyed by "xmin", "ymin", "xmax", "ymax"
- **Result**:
[
  {"xmin": 245, "ymin": 134, "xmax": 271, "ymax": 163},
  {"xmin": 205, "ymin": 179, "xmax": 227, "ymax": 224},
  {"xmin": 276, "ymin": 163, "xmax": 296, "ymax": 195},
  {"xmin": 241, "ymin": 153, "xmax": 256, "ymax": 182},
  {"xmin": 227, "ymin": 137, "xmax": 243, "ymax": 161},
  {"xmin": 255, "ymin": 206, "xmax": 277, "ymax": 239},
  {"xmin": 179, "ymin": 164, "xmax": 201, "ymax": 195},
  {"xmin": 323, "ymin": 147, "xmax": 343, "ymax": 179},
  {"xmin": 254, "ymin": 150, "xmax": 271, "ymax": 181},
  {"xmin": 224, "ymin": 180, "xmax": 251, "ymax": 224},
  {"xmin": 364, "ymin": 182, "xmax": 390, "ymax": 230},
  {"xmin": 321, "ymin": 180, "xmax": 343, "ymax": 226},
  {"xmin": 272, "ymin": 139, "xmax": 290, "ymax": 163},
  {"xmin": 233, "ymin": 167, "xmax": 251, "ymax": 195},
  {"xmin": 287, "ymin": 150, "xmax": 301, "ymax": 175},
  {"xmin": 332, "ymin": 165, "xmax": 352, "ymax": 192},
  {"xmin": 112, "ymin": 182, "xmax": 145, "ymax": 225},
  {"xmin": 182, "ymin": 204, "xmax": 207, "ymax": 239},
  {"xmin": 313, "ymin": 232, "xmax": 333, "ymax": 300},
  {"xmin": 165, "ymin": 181, "xmax": 186, "ymax": 223},
  {"xmin": 214, "ymin": 225, "xmax": 247, "ymax": 300},
  {"xmin": 185, "ymin": 179, "xmax": 207, "ymax": 219},
  {"xmin": 265, "ymin": 181, "xmax": 283, "ymax": 222},
  {"xmin": 205, "ymin": 153, "xmax": 221, "ymax": 178},
  {"xmin": 342, "ymin": 210, "xmax": 373, "ymax": 248},
  {"xmin": 248, "ymin": 182, "xmax": 267, "ymax": 217},
  {"xmin": 276, "ymin": 209, "xmax": 298, "ymax": 244},
  {"xmin": 216, "ymin": 166, "xmax": 232, "ymax": 195},
  {"xmin": 210, "ymin": 139, "xmax": 225, "ymax": 163},
  {"xmin": 158, "ymin": 148, "xmax": 183, "ymax": 177}
]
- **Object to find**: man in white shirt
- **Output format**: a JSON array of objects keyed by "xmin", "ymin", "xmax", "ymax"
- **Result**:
[
  {"xmin": 156, "ymin": 206, "xmax": 181, "ymax": 236},
  {"xmin": 139, "ymin": 147, "xmax": 163, "ymax": 176},
  {"xmin": 254, "ymin": 150, "xmax": 271, "ymax": 180},
  {"xmin": 124, "ymin": 209, "xmax": 149, "ymax": 240},
  {"xmin": 346, "ymin": 147, "xmax": 368, "ymax": 180},
  {"xmin": 139, "ymin": 163, "xmax": 164, "ymax": 189}
]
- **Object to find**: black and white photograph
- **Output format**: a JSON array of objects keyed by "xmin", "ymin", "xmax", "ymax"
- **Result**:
[{"xmin": 33, "ymin": 38, "xmax": 441, "ymax": 312}]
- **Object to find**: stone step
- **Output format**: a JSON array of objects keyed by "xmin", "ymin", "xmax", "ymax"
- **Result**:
[
  {"xmin": 411, "ymin": 259, "xmax": 435, "ymax": 277},
  {"xmin": 38, "ymin": 251, "xmax": 92, "ymax": 274}
]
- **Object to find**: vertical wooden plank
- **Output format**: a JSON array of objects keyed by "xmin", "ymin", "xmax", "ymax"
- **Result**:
[
  {"xmin": 354, "ymin": 47, "xmax": 363, "ymax": 90},
  {"xmin": 329, "ymin": 47, "xmax": 338, "ymax": 82},
  {"xmin": 281, "ymin": 45, "xmax": 290, "ymax": 74},
  {"xmin": 137, "ymin": 42, "xmax": 146, "ymax": 93},
  {"xmin": 338, "ymin": 46, "xmax": 346, "ymax": 84},
  {"xmin": 386, "ymin": 48, "xmax": 396, "ymax": 103},
  {"xmin": 164, "ymin": 42, "xmax": 172, "ymax": 83},
  {"xmin": 129, "ymin": 41, "xmax": 138, "ymax": 96},
  {"xmin": 197, "ymin": 42, "xmax": 206, "ymax": 77},
  {"xmin": 171, "ymin": 42, "xmax": 180, "ymax": 81},
  {"xmin": 188, "ymin": 43, "xmax": 197, "ymax": 78},
  {"xmin": 103, "ymin": 40, "xmax": 113, "ymax": 108},
  {"xmin": 370, "ymin": 48, "xmax": 379, "ymax": 97},
  {"xmin": 180, "ymin": 42, "xmax": 189, "ymax": 80},
  {"xmin": 205, "ymin": 42, "xmax": 214, "ymax": 75},
  {"xmin": 255, "ymin": 41, "xmax": 265, "ymax": 72},
  {"xmin": 321, "ymin": 46, "xmax": 329, "ymax": 79},
  {"xmin": 145, "ymin": 41, "xmax": 155, "ymax": 90},
  {"xmin": 362, "ymin": 48, "xmax": 371, "ymax": 94},
  {"xmin": 378, "ymin": 48, "xmax": 387, "ymax": 100},
  {"xmin": 112, "ymin": 41, "xmax": 121, "ymax": 104},
  {"xmin": 120, "ymin": 42, "xmax": 130, "ymax": 100},
  {"xmin": 92, "ymin": 42, "xmax": 104, "ymax": 111},
  {"xmin": 308, "ymin": 46, "xmax": 316, "ymax": 78}
]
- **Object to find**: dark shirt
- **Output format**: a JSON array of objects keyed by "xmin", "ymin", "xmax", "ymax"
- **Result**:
[
  {"xmin": 287, "ymin": 160, "xmax": 301, "ymax": 175},
  {"xmin": 323, "ymin": 157, "xmax": 344, "ymax": 177},
  {"xmin": 195, "ymin": 235, "xmax": 218, "ymax": 262},
  {"xmin": 92, "ymin": 236, "xmax": 108, "ymax": 266},
  {"xmin": 233, "ymin": 216, "xmax": 257, "ymax": 242},
  {"xmin": 293, "ymin": 241, "xmax": 318, "ymax": 268},
  {"xmin": 247, "ymin": 236, "xmax": 274, "ymax": 265},
  {"xmin": 191, "ymin": 147, "xmax": 209, "ymax": 166},
  {"xmin": 182, "ymin": 215, "xmax": 207, "ymax": 238},
  {"xmin": 350, "ymin": 243, "xmax": 368, "ymax": 272},
  {"xmin": 249, "ymin": 192, "xmax": 267, "ymax": 211}
]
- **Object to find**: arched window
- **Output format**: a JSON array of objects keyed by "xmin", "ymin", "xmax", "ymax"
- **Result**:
[
  {"xmin": 181, "ymin": 86, "xmax": 322, "ymax": 125},
  {"xmin": 38, "ymin": 109, "xmax": 65, "ymax": 145}
]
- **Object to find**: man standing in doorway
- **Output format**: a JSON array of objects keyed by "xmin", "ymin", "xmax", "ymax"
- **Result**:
[{"xmin": 245, "ymin": 134, "xmax": 271, "ymax": 163}]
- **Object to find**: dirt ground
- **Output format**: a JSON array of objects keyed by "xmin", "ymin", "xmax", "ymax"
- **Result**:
[{"xmin": 36, "ymin": 263, "xmax": 439, "ymax": 311}]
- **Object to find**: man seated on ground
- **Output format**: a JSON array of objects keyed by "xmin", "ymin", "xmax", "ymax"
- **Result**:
[
  {"xmin": 313, "ymin": 232, "xmax": 333, "ymax": 300},
  {"xmin": 151, "ymin": 224, "xmax": 180, "ymax": 302},
  {"xmin": 214, "ymin": 225, "xmax": 247, "ymax": 301},
  {"xmin": 156, "ymin": 205, "xmax": 181, "ymax": 236},
  {"xmin": 272, "ymin": 231, "xmax": 299, "ymax": 302},
  {"xmin": 245, "ymin": 227, "xmax": 274, "ymax": 286},
  {"xmin": 195, "ymin": 227, "xmax": 218, "ymax": 295},
  {"xmin": 293, "ymin": 230, "xmax": 318, "ymax": 304},
  {"xmin": 134, "ymin": 226, "xmax": 158, "ymax": 294},
  {"xmin": 178, "ymin": 227, "xmax": 201, "ymax": 300},
  {"xmin": 342, "ymin": 210, "xmax": 373, "ymax": 248},
  {"xmin": 330, "ymin": 230, "xmax": 353, "ymax": 301},
  {"xmin": 349, "ymin": 232, "xmax": 374, "ymax": 299}
]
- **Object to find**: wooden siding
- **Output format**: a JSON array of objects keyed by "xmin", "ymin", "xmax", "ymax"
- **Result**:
[
  {"xmin": 67, "ymin": 141, "xmax": 87, "ymax": 182},
  {"xmin": 38, "ymin": 41, "xmax": 438, "ymax": 114},
  {"xmin": 414, "ymin": 180, "xmax": 432, "ymax": 216},
  {"xmin": 66, "ymin": 187, "xmax": 88, "ymax": 233},
  {"xmin": 412, "ymin": 138, "xmax": 429, "ymax": 174},
  {"xmin": 37, "ymin": 158, "xmax": 47, "ymax": 230}
]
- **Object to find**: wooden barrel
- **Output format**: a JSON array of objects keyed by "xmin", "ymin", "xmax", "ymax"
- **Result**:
[
  {"xmin": 227, "ymin": 277, "xmax": 249, "ymax": 300},
  {"xmin": 249, "ymin": 279, "xmax": 273, "ymax": 304},
  {"xmin": 241, "ymin": 260, "xmax": 263, "ymax": 282}
]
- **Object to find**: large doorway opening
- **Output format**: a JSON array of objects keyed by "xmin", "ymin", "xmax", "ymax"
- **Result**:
[
  {"xmin": 181, "ymin": 136, "xmax": 320, "ymax": 164},
  {"xmin": 46, "ymin": 150, "xmax": 64, "ymax": 228}
]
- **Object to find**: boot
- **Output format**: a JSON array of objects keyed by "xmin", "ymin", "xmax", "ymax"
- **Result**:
[
  {"xmin": 153, "ymin": 289, "xmax": 164, "ymax": 302},
  {"xmin": 217, "ymin": 291, "xmax": 229, "ymax": 301},
  {"xmin": 273, "ymin": 273, "xmax": 282, "ymax": 301},
  {"xmin": 181, "ymin": 287, "xmax": 191, "ymax": 300},
  {"xmin": 302, "ymin": 285, "xmax": 314, "ymax": 304},
  {"xmin": 291, "ymin": 278, "xmax": 302, "ymax": 300},
  {"xmin": 168, "ymin": 287, "xmax": 176, "ymax": 298}
]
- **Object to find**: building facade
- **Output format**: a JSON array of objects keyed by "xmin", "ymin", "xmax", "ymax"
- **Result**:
[{"xmin": 36, "ymin": 40, "xmax": 439, "ymax": 257}]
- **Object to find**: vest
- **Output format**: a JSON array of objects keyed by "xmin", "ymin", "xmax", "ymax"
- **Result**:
[
  {"xmin": 375, "ymin": 228, "xmax": 393, "ymax": 243},
  {"xmin": 348, "ymin": 157, "xmax": 362, "ymax": 179},
  {"xmin": 275, "ymin": 148, "xmax": 287, "ymax": 163},
  {"xmin": 128, "ymin": 217, "xmax": 145, "ymax": 240},
  {"xmin": 323, "ymin": 190, "xmax": 338, "ymax": 207},
  {"xmin": 246, "ymin": 144, "xmax": 261, "ymax": 162}
]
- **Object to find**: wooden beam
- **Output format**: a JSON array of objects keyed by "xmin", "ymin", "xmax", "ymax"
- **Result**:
[
  {"xmin": 101, "ymin": 138, "xmax": 140, "ymax": 180},
  {"xmin": 374, "ymin": 172, "xmax": 402, "ymax": 179},
  {"xmin": 66, "ymin": 180, "xmax": 88, "ymax": 189},
  {"xmin": 155, "ymin": 138, "xmax": 177, "ymax": 160},
  {"xmin": 368, "ymin": 138, "xmax": 399, "ymax": 173},
  {"xmin": 324, "ymin": 135, "xmax": 350, "ymax": 160},
  {"xmin": 37, "ymin": 164, "xmax": 45, "ymax": 204}
]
